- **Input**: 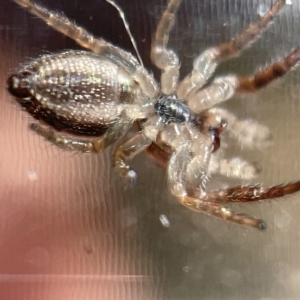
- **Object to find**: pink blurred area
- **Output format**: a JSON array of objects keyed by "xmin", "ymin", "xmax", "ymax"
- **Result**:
[
  {"xmin": 0, "ymin": 61, "xmax": 154, "ymax": 298},
  {"xmin": 0, "ymin": 1, "xmax": 157, "ymax": 299}
]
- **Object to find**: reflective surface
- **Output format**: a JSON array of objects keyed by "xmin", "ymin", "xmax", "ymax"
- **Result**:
[{"xmin": 1, "ymin": 0, "xmax": 300, "ymax": 299}]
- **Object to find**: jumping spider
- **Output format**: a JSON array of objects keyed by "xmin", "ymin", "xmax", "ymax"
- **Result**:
[{"xmin": 8, "ymin": 0, "xmax": 300, "ymax": 230}]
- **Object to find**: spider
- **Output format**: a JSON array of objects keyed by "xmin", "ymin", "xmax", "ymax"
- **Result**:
[{"xmin": 7, "ymin": 0, "xmax": 300, "ymax": 230}]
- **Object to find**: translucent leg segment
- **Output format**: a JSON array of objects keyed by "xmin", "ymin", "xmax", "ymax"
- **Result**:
[
  {"xmin": 176, "ymin": 48, "xmax": 220, "ymax": 99},
  {"xmin": 167, "ymin": 137, "xmax": 212, "ymax": 198},
  {"xmin": 210, "ymin": 108, "xmax": 272, "ymax": 150},
  {"xmin": 14, "ymin": 0, "xmax": 114, "ymax": 54},
  {"xmin": 186, "ymin": 76, "xmax": 238, "ymax": 113},
  {"xmin": 151, "ymin": 0, "xmax": 182, "ymax": 94},
  {"xmin": 177, "ymin": 0, "xmax": 286, "ymax": 99},
  {"xmin": 209, "ymin": 156, "xmax": 260, "ymax": 181},
  {"xmin": 30, "ymin": 123, "xmax": 96, "ymax": 152},
  {"xmin": 112, "ymin": 116, "xmax": 164, "ymax": 182},
  {"xmin": 145, "ymin": 142, "xmax": 170, "ymax": 168},
  {"xmin": 112, "ymin": 132, "xmax": 152, "ymax": 183}
]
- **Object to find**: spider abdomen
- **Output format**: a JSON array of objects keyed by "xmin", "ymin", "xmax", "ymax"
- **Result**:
[{"xmin": 8, "ymin": 50, "xmax": 142, "ymax": 135}]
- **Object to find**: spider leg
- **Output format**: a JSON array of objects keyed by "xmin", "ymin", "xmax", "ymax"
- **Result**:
[
  {"xmin": 176, "ymin": 181, "xmax": 300, "ymax": 229},
  {"xmin": 210, "ymin": 108, "xmax": 272, "ymax": 150},
  {"xmin": 217, "ymin": 0, "xmax": 286, "ymax": 60},
  {"xmin": 93, "ymin": 113, "xmax": 134, "ymax": 151},
  {"xmin": 167, "ymin": 141, "xmax": 268, "ymax": 229},
  {"xmin": 182, "ymin": 47, "xmax": 300, "ymax": 113},
  {"xmin": 178, "ymin": 196, "xmax": 266, "ymax": 230},
  {"xmin": 112, "ymin": 115, "xmax": 164, "ymax": 181},
  {"xmin": 30, "ymin": 112, "xmax": 132, "ymax": 152},
  {"xmin": 209, "ymin": 155, "xmax": 260, "ymax": 181},
  {"xmin": 146, "ymin": 138, "xmax": 260, "ymax": 181},
  {"xmin": 30, "ymin": 123, "xmax": 96, "ymax": 152},
  {"xmin": 200, "ymin": 182, "xmax": 300, "ymax": 204},
  {"xmin": 167, "ymin": 138, "xmax": 211, "ymax": 202},
  {"xmin": 112, "ymin": 132, "xmax": 151, "ymax": 183},
  {"xmin": 151, "ymin": 0, "xmax": 182, "ymax": 94},
  {"xmin": 13, "ymin": 0, "xmax": 158, "ymax": 98},
  {"xmin": 177, "ymin": 0, "xmax": 286, "ymax": 99},
  {"xmin": 186, "ymin": 76, "xmax": 238, "ymax": 113},
  {"xmin": 237, "ymin": 47, "xmax": 300, "ymax": 92},
  {"xmin": 145, "ymin": 142, "xmax": 170, "ymax": 168},
  {"xmin": 176, "ymin": 47, "xmax": 220, "ymax": 99},
  {"xmin": 13, "ymin": 0, "xmax": 114, "ymax": 53},
  {"xmin": 145, "ymin": 138, "xmax": 300, "ymax": 229}
]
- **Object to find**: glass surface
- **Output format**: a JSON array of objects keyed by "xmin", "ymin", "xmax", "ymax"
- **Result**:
[{"xmin": 1, "ymin": 0, "xmax": 300, "ymax": 299}]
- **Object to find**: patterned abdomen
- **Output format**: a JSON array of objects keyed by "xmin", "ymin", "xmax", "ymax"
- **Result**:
[{"xmin": 8, "ymin": 50, "xmax": 139, "ymax": 135}]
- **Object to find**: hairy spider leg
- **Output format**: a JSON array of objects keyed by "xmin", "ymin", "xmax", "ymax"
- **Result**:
[
  {"xmin": 145, "ymin": 117, "xmax": 262, "ymax": 182},
  {"xmin": 201, "ymin": 182, "xmax": 300, "ymax": 204},
  {"xmin": 217, "ymin": 0, "xmax": 286, "ymax": 60},
  {"xmin": 146, "ymin": 132, "xmax": 300, "ymax": 229},
  {"xmin": 205, "ymin": 108, "xmax": 270, "ymax": 181},
  {"xmin": 151, "ymin": 0, "xmax": 182, "ymax": 94},
  {"xmin": 237, "ymin": 47, "xmax": 300, "ymax": 92},
  {"xmin": 208, "ymin": 155, "xmax": 260, "ymax": 181},
  {"xmin": 186, "ymin": 76, "xmax": 238, "ymax": 113},
  {"xmin": 178, "ymin": 196, "xmax": 267, "ymax": 229},
  {"xmin": 30, "ymin": 123, "xmax": 95, "ymax": 152},
  {"xmin": 146, "ymin": 140, "xmax": 300, "ymax": 229},
  {"xmin": 187, "ymin": 46, "xmax": 300, "ymax": 115},
  {"xmin": 168, "ymin": 141, "xmax": 211, "ymax": 197},
  {"xmin": 165, "ymin": 138, "xmax": 268, "ymax": 229},
  {"xmin": 13, "ymin": 0, "xmax": 157, "ymax": 99},
  {"xmin": 112, "ymin": 132, "xmax": 152, "ymax": 183},
  {"xmin": 210, "ymin": 108, "xmax": 272, "ymax": 151},
  {"xmin": 177, "ymin": 0, "xmax": 286, "ymax": 100},
  {"xmin": 112, "ymin": 115, "xmax": 165, "ymax": 180}
]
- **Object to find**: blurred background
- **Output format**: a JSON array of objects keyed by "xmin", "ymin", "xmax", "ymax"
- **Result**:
[{"xmin": 1, "ymin": 0, "xmax": 300, "ymax": 299}]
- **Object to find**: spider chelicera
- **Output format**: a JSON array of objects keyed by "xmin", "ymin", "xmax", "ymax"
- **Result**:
[{"xmin": 7, "ymin": 0, "xmax": 300, "ymax": 229}]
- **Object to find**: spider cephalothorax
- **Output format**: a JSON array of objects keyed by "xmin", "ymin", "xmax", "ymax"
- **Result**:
[
  {"xmin": 8, "ymin": 0, "xmax": 300, "ymax": 229},
  {"xmin": 154, "ymin": 94, "xmax": 194, "ymax": 125}
]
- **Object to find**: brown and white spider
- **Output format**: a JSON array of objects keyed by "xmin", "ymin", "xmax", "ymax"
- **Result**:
[{"xmin": 7, "ymin": 0, "xmax": 300, "ymax": 230}]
